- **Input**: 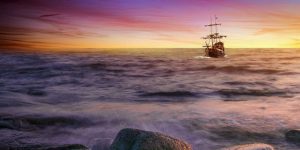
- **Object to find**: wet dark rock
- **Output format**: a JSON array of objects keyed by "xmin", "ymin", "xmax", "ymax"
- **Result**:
[
  {"xmin": 92, "ymin": 138, "xmax": 112, "ymax": 150},
  {"xmin": 0, "ymin": 120, "xmax": 15, "ymax": 130},
  {"xmin": 286, "ymin": 129, "xmax": 300, "ymax": 143},
  {"xmin": 222, "ymin": 143, "xmax": 274, "ymax": 150},
  {"xmin": 110, "ymin": 128, "xmax": 192, "ymax": 150}
]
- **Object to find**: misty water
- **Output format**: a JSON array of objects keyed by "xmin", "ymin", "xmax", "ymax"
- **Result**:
[{"xmin": 1, "ymin": 48, "xmax": 300, "ymax": 150}]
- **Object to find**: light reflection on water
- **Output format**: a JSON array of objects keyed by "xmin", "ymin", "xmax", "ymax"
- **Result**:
[{"xmin": 0, "ymin": 48, "xmax": 300, "ymax": 149}]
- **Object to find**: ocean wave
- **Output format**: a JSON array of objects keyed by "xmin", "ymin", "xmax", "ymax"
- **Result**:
[
  {"xmin": 201, "ymin": 65, "xmax": 285, "ymax": 74},
  {"xmin": 134, "ymin": 99, "xmax": 192, "ymax": 103},
  {"xmin": 139, "ymin": 91, "xmax": 197, "ymax": 97},
  {"xmin": 2, "ymin": 65, "xmax": 61, "ymax": 79},
  {"xmin": 7, "ymin": 87, "xmax": 47, "ymax": 97},
  {"xmin": 121, "ymin": 63, "xmax": 155, "ymax": 69},
  {"xmin": 81, "ymin": 61, "xmax": 155, "ymax": 70},
  {"xmin": 15, "ymin": 66, "xmax": 48, "ymax": 74},
  {"xmin": 81, "ymin": 62, "xmax": 107, "ymax": 69},
  {"xmin": 0, "ymin": 98, "xmax": 33, "ymax": 107},
  {"xmin": 26, "ymin": 89, "xmax": 47, "ymax": 97},
  {"xmin": 281, "ymin": 56, "xmax": 300, "ymax": 60},
  {"xmin": 217, "ymin": 88, "xmax": 289, "ymax": 98},
  {"xmin": 0, "ymin": 115, "xmax": 92, "ymax": 131},
  {"xmin": 81, "ymin": 62, "xmax": 156, "ymax": 74},
  {"xmin": 223, "ymin": 81, "xmax": 270, "ymax": 86},
  {"xmin": 80, "ymin": 63, "xmax": 127, "ymax": 74},
  {"xmin": 209, "ymin": 126, "xmax": 280, "ymax": 142},
  {"xmin": 261, "ymin": 56, "xmax": 300, "ymax": 61}
]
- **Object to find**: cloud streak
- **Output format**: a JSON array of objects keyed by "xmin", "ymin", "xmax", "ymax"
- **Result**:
[
  {"xmin": 0, "ymin": 0, "xmax": 300, "ymax": 49},
  {"xmin": 39, "ymin": 13, "xmax": 61, "ymax": 18}
]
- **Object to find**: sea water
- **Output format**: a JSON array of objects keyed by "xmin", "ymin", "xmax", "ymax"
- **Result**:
[{"xmin": 0, "ymin": 48, "xmax": 300, "ymax": 149}]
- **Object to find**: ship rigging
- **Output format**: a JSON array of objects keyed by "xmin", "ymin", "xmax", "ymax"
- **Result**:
[{"xmin": 203, "ymin": 16, "xmax": 227, "ymax": 58}]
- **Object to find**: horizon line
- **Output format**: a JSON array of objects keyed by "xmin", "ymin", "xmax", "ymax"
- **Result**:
[{"xmin": 1, "ymin": 47, "xmax": 299, "ymax": 53}]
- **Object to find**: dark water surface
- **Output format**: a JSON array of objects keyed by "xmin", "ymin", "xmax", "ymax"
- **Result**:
[{"xmin": 1, "ymin": 48, "xmax": 300, "ymax": 149}]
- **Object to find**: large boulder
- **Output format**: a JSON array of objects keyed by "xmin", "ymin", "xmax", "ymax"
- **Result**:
[
  {"xmin": 110, "ymin": 128, "xmax": 191, "ymax": 150},
  {"xmin": 222, "ymin": 143, "xmax": 274, "ymax": 150},
  {"xmin": 286, "ymin": 129, "xmax": 300, "ymax": 143}
]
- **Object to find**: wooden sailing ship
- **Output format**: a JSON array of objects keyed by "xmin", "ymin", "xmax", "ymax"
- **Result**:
[{"xmin": 203, "ymin": 16, "xmax": 227, "ymax": 58}]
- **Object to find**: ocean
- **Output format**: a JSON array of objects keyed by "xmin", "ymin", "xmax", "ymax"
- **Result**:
[{"xmin": 0, "ymin": 48, "xmax": 300, "ymax": 150}]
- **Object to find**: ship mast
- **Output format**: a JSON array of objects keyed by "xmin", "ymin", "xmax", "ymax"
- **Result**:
[
  {"xmin": 210, "ymin": 16, "xmax": 213, "ymax": 47},
  {"xmin": 215, "ymin": 15, "xmax": 219, "ymax": 42},
  {"xmin": 203, "ymin": 15, "xmax": 226, "ymax": 47},
  {"xmin": 202, "ymin": 16, "xmax": 227, "ymax": 58}
]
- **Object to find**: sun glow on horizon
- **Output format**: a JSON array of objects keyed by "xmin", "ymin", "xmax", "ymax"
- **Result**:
[{"xmin": 1, "ymin": 0, "xmax": 300, "ymax": 51}]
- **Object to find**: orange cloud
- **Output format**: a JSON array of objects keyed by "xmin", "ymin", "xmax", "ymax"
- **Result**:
[{"xmin": 1, "ymin": 0, "xmax": 300, "ymax": 49}]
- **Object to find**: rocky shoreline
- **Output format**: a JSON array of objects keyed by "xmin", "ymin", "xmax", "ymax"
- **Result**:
[{"xmin": 2, "ymin": 128, "xmax": 300, "ymax": 150}]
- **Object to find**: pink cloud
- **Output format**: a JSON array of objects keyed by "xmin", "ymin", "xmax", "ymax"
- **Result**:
[{"xmin": 1, "ymin": 0, "xmax": 300, "ymax": 49}]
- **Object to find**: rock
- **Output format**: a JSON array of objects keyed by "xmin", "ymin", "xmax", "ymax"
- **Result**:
[
  {"xmin": 92, "ymin": 138, "xmax": 112, "ymax": 150},
  {"xmin": 222, "ymin": 143, "xmax": 274, "ymax": 150},
  {"xmin": 286, "ymin": 129, "xmax": 300, "ymax": 143},
  {"xmin": 0, "ymin": 120, "xmax": 15, "ymax": 130},
  {"xmin": 110, "ymin": 128, "xmax": 192, "ymax": 150}
]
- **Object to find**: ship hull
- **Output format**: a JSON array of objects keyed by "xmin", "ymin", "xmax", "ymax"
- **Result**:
[{"xmin": 206, "ymin": 48, "xmax": 225, "ymax": 58}]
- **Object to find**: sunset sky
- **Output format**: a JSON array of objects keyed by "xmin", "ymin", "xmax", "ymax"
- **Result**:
[{"xmin": 1, "ymin": 0, "xmax": 300, "ymax": 50}]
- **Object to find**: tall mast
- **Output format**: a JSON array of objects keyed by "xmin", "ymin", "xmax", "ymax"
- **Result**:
[
  {"xmin": 215, "ymin": 15, "xmax": 218, "ymax": 33},
  {"xmin": 202, "ymin": 16, "xmax": 226, "ymax": 57},
  {"xmin": 215, "ymin": 15, "xmax": 218, "ymax": 42},
  {"xmin": 203, "ymin": 16, "xmax": 226, "ymax": 47},
  {"xmin": 210, "ymin": 16, "xmax": 213, "ymax": 47}
]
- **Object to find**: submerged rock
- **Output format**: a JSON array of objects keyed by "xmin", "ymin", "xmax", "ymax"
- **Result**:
[
  {"xmin": 222, "ymin": 143, "xmax": 274, "ymax": 150},
  {"xmin": 92, "ymin": 138, "xmax": 112, "ymax": 150},
  {"xmin": 110, "ymin": 128, "xmax": 191, "ymax": 150},
  {"xmin": 286, "ymin": 129, "xmax": 300, "ymax": 143}
]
